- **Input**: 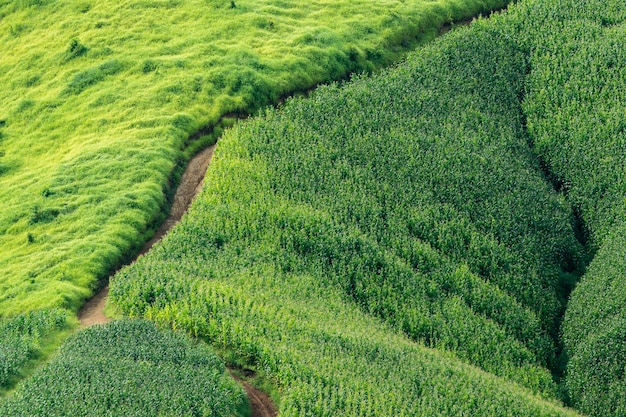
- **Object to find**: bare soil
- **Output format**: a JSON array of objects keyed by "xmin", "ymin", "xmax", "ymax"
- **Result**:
[
  {"xmin": 77, "ymin": 285, "xmax": 110, "ymax": 327},
  {"xmin": 231, "ymin": 372, "xmax": 278, "ymax": 417},
  {"xmin": 241, "ymin": 381, "xmax": 278, "ymax": 417}
]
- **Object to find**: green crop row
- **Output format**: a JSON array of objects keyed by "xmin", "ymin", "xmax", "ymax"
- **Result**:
[
  {"xmin": 562, "ymin": 229, "xmax": 626, "ymax": 416},
  {"xmin": 0, "ymin": 309, "xmax": 68, "ymax": 392},
  {"xmin": 111, "ymin": 240, "xmax": 579, "ymax": 416},
  {"xmin": 0, "ymin": 319, "xmax": 246, "ymax": 416},
  {"xmin": 109, "ymin": 16, "xmax": 583, "ymax": 415}
]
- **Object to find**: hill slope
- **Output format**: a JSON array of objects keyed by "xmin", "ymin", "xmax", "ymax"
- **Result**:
[
  {"xmin": 110, "ymin": 15, "xmax": 582, "ymax": 415},
  {"xmin": 0, "ymin": 0, "xmax": 508, "ymax": 316},
  {"xmin": 515, "ymin": 0, "xmax": 626, "ymax": 414}
]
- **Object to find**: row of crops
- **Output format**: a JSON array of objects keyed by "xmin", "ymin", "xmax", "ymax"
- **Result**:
[
  {"xmin": 515, "ymin": 0, "xmax": 626, "ymax": 414},
  {"xmin": 0, "ymin": 310, "xmax": 67, "ymax": 393},
  {"xmin": 0, "ymin": 320, "xmax": 246, "ymax": 416}
]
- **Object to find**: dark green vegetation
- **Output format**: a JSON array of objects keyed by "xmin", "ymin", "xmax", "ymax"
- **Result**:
[
  {"xmin": 0, "ymin": 320, "xmax": 246, "ymax": 416},
  {"xmin": 110, "ymin": 12, "xmax": 587, "ymax": 416},
  {"xmin": 0, "ymin": 310, "xmax": 68, "ymax": 393},
  {"xmin": 516, "ymin": 1, "xmax": 626, "ymax": 415}
]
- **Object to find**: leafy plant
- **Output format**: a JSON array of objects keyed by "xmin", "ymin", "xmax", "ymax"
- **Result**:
[{"xmin": 65, "ymin": 39, "xmax": 87, "ymax": 61}]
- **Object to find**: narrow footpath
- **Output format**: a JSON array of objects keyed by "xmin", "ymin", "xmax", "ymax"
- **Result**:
[
  {"xmin": 78, "ymin": 144, "xmax": 216, "ymax": 326},
  {"xmin": 77, "ymin": 143, "xmax": 277, "ymax": 417}
]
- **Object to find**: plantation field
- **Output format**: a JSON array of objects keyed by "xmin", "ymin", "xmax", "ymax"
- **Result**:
[
  {"xmin": 0, "ymin": 320, "xmax": 246, "ymax": 416},
  {"xmin": 0, "ymin": 310, "xmax": 69, "ymax": 395},
  {"xmin": 0, "ymin": 0, "xmax": 515, "ymax": 410},
  {"xmin": 516, "ymin": 0, "xmax": 626, "ymax": 414},
  {"xmin": 0, "ymin": 0, "xmax": 508, "ymax": 317},
  {"xmin": 106, "ymin": 0, "xmax": 626, "ymax": 415},
  {"xmin": 1, "ymin": 0, "xmax": 625, "ymax": 415},
  {"xmin": 109, "ymin": 9, "xmax": 586, "ymax": 416}
]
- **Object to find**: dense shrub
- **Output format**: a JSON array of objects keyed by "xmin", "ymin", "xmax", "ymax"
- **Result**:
[{"xmin": 561, "ymin": 226, "xmax": 626, "ymax": 416}]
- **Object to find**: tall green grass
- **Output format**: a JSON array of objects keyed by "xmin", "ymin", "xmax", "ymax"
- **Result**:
[
  {"xmin": 0, "ymin": 0, "xmax": 511, "ymax": 317},
  {"xmin": 109, "ymin": 16, "xmax": 582, "ymax": 414}
]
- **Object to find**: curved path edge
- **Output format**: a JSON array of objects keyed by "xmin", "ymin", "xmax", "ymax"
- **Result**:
[
  {"xmin": 77, "ymin": 143, "xmax": 279, "ymax": 415},
  {"xmin": 78, "ymin": 144, "xmax": 216, "ymax": 326}
]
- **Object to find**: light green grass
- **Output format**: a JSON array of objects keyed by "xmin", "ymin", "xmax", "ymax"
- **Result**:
[{"xmin": 0, "ymin": 0, "xmax": 510, "ymax": 317}]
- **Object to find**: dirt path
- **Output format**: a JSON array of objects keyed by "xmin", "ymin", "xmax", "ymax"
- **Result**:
[
  {"xmin": 76, "ymin": 143, "xmax": 278, "ymax": 415},
  {"xmin": 77, "ymin": 285, "xmax": 110, "ymax": 326},
  {"xmin": 78, "ymin": 144, "xmax": 216, "ymax": 326},
  {"xmin": 231, "ymin": 373, "xmax": 278, "ymax": 417}
]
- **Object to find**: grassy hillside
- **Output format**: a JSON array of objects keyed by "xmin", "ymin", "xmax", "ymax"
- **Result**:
[
  {"xmin": 109, "ymin": 15, "xmax": 583, "ymax": 414},
  {"xmin": 0, "ymin": 0, "xmax": 508, "ymax": 317},
  {"xmin": 2, "ymin": 0, "xmax": 624, "ymax": 415},
  {"xmin": 0, "ymin": 320, "xmax": 246, "ymax": 416}
]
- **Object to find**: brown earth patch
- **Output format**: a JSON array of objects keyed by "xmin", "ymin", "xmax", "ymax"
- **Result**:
[{"xmin": 230, "ymin": 371, "xmax": 278, "ymax": 417}]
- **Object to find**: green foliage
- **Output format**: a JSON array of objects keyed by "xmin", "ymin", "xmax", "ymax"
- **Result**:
[
  {"xmin": 27, "ymin": 205, "xmax": 60, "ymax": 225},
  {"xmin": 565, "ymin": 314, "xmax": 626, "ymax": 416},
  {"xmin": 0, "ymin": 310, "xmax": 68, "ymax": 390},
  {"xmin": 522, "ymin": 7, "xmax": 626, "ymax": 245},
  {"xmin": 141, "ymin": 59, "xmax": 157, "ymax": 74},
  {"xmin": 110, "ymin": 18, "xmax": 583, "ymax": 415},
  {"xmin": 508, "ymin": 0, "xmax": 626, "ymax": 414},
  {"xmin": 4, "ymin": 0, "xmax": 625, "ymax": 415},
  {"xmin": 64, "ymin": 39, "xmax": 88, "ymax": 61},
  {"xmin": 561, "ymin": 226, "xmax": 626, "ymax": 416},
  {"xmin": 64, "ymin": 60, "xmax": 126, "ymax": 95},
  {"xmin": 0, "ymin": 0, "xmax": 511, "ymax": 319},
  {"xmin": 13, "ymin": 0, "xmax": 52, "ymax": 9},
  {"xmin": 0, "ymin": 320, "xmax": 247, "ymax": 416}
]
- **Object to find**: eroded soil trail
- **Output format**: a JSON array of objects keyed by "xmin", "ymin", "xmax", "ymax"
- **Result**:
[
  {"xmin": 244, "ymin": 383, "xmax": 278, "ymax": 417},
  {"xmin": 78, "ymin": 144, "xmax": 216, "ymax": 326},
  {"xmin": 77, "ymin": 143, "xmax": 278, "ymax": 416},
  {"xmin": 231, "ymin": 372, "xmax": 279, "ymax": 417}
]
